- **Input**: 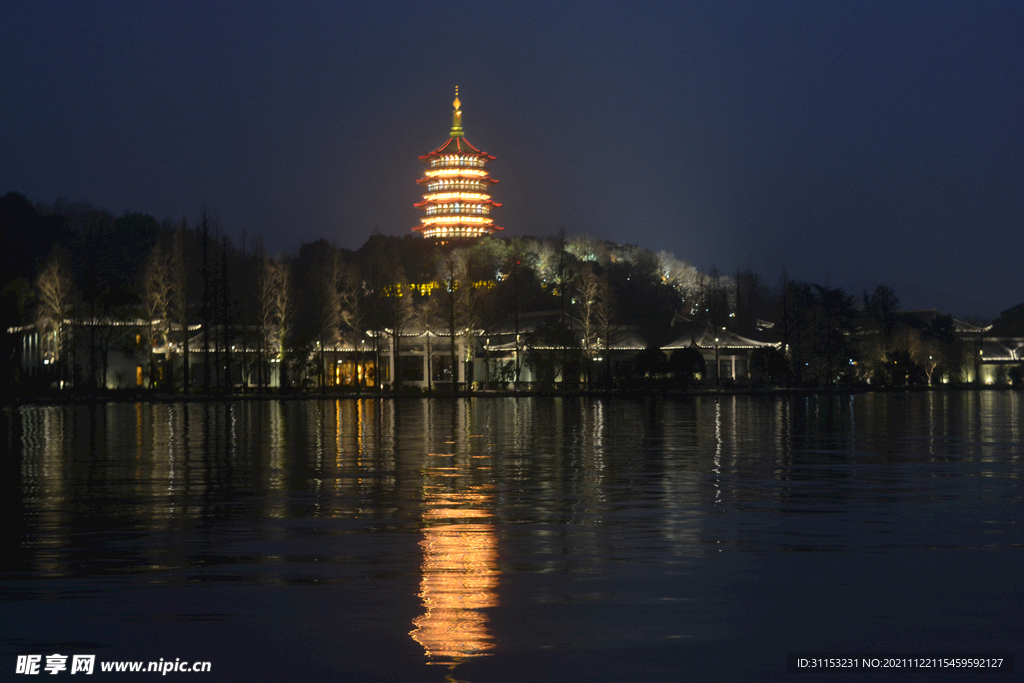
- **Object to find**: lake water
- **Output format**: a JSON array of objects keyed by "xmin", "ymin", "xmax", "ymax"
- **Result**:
[{"xmin": 1, "ymin": 393, "xmax": 1021, "ymax": 681}]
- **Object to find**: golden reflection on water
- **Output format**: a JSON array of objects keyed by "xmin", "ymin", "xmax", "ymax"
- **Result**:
[
  {"xmin": 410, "ymin": 458, "xmax": 499, "ymax": 666},
  {"xmin": 25, "ymin": 406, "xmax": 67, "ymax": 576}
]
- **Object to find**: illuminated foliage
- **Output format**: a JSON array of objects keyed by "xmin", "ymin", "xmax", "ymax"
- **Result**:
[{"xmin": 35, "ymin": 254, "xmax": 73, "ymax": 366}]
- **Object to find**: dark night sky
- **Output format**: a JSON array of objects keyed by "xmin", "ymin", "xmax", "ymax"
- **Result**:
[{"xmin": 2, "ymin": 1, "xmax": 1021, "ymax": 316}]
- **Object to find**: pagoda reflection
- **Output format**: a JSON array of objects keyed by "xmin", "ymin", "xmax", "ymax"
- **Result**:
[{"xmin": 410, "ymin": 455, "xmax": 499, "ymax": 666}]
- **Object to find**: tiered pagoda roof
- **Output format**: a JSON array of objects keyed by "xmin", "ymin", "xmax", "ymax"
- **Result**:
[{"xmin": 419, "ymin": 135, "xmax": 495, "ymax": 160}]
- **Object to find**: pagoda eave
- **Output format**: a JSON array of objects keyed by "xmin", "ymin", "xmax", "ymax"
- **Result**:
[
  {"xmin": 416, "ymin": 176, "xmax": 498, "ymax": 186},
  {"xmin": 413, "ymin": 198, "xmax": 502, "ymax": 208},
  {"xmin": 419, "ymin": 137, "xmax": 496, "ymax": 160},
  {"xmin": 409, "ymin": 225, "xmax": 501, "ymax": 239},
  {"xmin": 412, "ymin": 224, "xmax": 504, "ymax": 232}
]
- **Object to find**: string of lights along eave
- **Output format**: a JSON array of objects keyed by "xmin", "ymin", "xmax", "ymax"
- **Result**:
[{"xmin": 412, "ymin": 87, "xmax": 503, "ymax": 240}]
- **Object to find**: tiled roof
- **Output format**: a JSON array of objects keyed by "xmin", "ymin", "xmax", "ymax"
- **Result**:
[
  {"xmin": 662, "ymin": 322, "xmax": 778, "ymax": 350},
  {"xmin": 419, "ymin": 136, "xmax": 495, "ymax": 160}
]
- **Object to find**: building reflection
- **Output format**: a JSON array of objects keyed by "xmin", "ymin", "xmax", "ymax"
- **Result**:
[{"xmin": 410, "ymin": 448, "xmax": 499, "ymax": 668}]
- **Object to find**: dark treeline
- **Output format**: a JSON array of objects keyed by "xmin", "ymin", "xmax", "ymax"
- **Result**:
[{"xmin": 2, "ymin": 191, "xmax": 1021, "ymax": 395}]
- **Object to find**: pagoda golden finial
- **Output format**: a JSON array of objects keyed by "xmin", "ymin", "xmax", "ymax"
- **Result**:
[{"xmin": 449, "ymin": 86, "xmax": 464, "ymax": 138}]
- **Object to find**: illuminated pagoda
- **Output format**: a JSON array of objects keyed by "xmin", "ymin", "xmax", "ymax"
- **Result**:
[{"xmin": 413, "ymin": 88, "xmax": 502, "ymax": 239}]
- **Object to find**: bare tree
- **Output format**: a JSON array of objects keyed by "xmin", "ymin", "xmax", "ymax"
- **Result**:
[
  {"xmin": 260, "ymin": 257, "xmax": 293, "ymax": 389},
  {"xmin": 856, "ymin": 333, "xmax": 890, "ymax": 385},
  {"xmin": 573, "ymin": 263, "xmax": 612, "ymax": 384},
  {"xmin": 913, "ymin": 338, "xmax": 943, "ymax": 386},
  {"xmin": 896, "ymin": 326, "xmax": 943, "ymax": 386},
  {"xmin": 168, "ymin": 223, "xmax": 190, "ymax": 392},
  {"xmin": 413, "ymin": 294, "xmax": 443, "ymax": 392},
  {"xmin": 595, "ymin": 279, "xmax": 617, "ymax": 388},
  {"xmin": 143, "ymin": 243, "xmax": 171, "ymax": 388},
  {"xmin": 509, "ymin": 241, "xmax": 525, "ymax": 388},
  {"xmin": 453, "ymin": 248, "xmax": 488, "ymax": 390},
  {"xmin": 338, "ymin": 266, "xmax": 370, "ymax": 392},
  {"xmin": 35, "ymin": 254, "xmax": 74, "ymax": 386},
  {"xmin": 384, "ymin": 269, "xmax": 415, "ymax": 391},
  {"xmin": 435, "ymin": 252, "xmax": 470, "ymax": 391},
  {"xmin": 310, "ymin": 247, "xmax": 343, "ymax": 389}
]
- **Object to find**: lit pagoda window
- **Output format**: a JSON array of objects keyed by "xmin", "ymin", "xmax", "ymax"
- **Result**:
[{"xmin": 412, "ymin": 87, "xmax": 504, "ymax": 240}]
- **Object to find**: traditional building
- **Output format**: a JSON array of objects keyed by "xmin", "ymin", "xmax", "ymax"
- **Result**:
[
  {"xmin": 662, "ymin": 320, "xmax": 780, "ymax": 383},
  {"xmin": 413, "ymin": 88, "xmax": 502, "ymax": 239}
]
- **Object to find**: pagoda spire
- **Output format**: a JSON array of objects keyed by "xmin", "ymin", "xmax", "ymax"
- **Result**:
[{"xmin": 450, "ymin": 86, "xmax": 464, "ymax": 138}]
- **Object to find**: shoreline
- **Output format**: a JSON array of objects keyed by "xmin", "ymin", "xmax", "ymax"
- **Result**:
[{"xmin": 2, "ymin": 383, "xmax": 1018, "ymax": 406}]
